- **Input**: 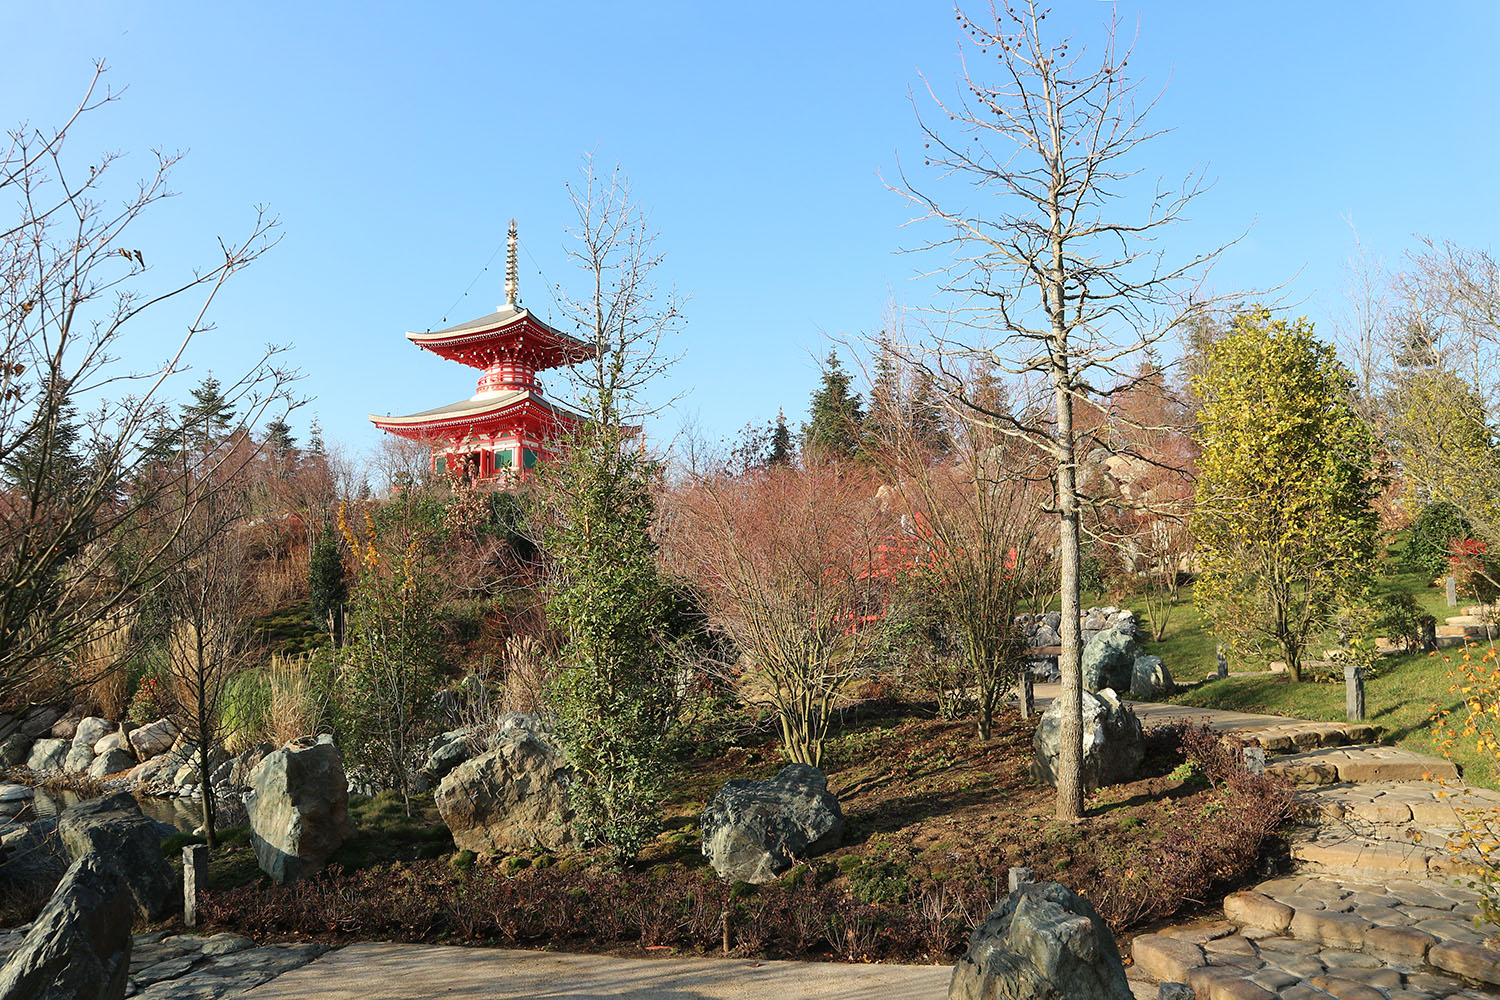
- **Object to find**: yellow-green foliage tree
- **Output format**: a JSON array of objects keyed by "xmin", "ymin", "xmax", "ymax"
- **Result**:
[
  {"xmin": 1390, "ymin": 367, "xmax": 1500, "ymax": 542},
  {"xmin": 1192, "ymin": 309, "xmax": 1381, "ymax": 681}
]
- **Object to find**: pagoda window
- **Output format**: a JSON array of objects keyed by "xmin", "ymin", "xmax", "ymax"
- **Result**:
[
  {"xmin": 522, "ymin": 448, "xmax": 539, "ymax": 470},
  {"xmin": 494, "ymin": 447, "xmax": 513, "ymax": 469}
]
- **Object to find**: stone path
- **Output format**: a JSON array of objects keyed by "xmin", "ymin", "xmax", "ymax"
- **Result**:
[
  {"xmin": 1096, "ymin": 688, "xmax": 1500, "ymax": 998},
  {"xmin": 239, "ymin": 942, "xmax": 952, "ymax": 999},
  {"xmin": 0, "ymin": 927, "xmax": 326, "ymax": 999}
]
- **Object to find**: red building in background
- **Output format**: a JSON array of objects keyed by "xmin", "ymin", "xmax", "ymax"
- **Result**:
[{"xmin": 370, "ymin": 222, "xmax": 593, "ymax": 484}]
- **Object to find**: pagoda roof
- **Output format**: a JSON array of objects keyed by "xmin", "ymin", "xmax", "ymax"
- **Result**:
[
  {"xmin": 369, "ymin": 388, "xmax": 586, "ymax": 438},
  {"xmin": 406, "ymin": 305, "xmax": 594, "ymax": 371}
]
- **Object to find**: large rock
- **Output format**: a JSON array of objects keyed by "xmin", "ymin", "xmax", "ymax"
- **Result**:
[
  {"xmin": 436, "ymin": 726, "xmax": 574, "ymax": 854},
  {"xmin": 57, "ymin": 792, "xmax": 175, "ymax": 920},
  {"xmin": 62, "ymin": 744, "xmax": 96, "ymax": 774},
  {"xmin": 1031, "ymin": 689, "xmax": 1145, "ymax": 792},
  {"xmin": 0, "ymin": 733, "xmax": 32, "ymax": 767},
  {"xmin": 18, "ymin": 706, "xmax": 63, "ymax": 740},
  {"xmin": 245, "ymin": 735, "xmax": 355, "ymax": 883},
  {"xmin": 949, "ymin": 880, "xmax": 1132, "ymax": 1000},
  {"xmin": 71, "ymin": 717, "xmax": 112, "ymax": 752},
  {"xmin": 229, "ymin": 741, "xmax": 274, "ymax": 788},
  {"xmin": 701, "ymin": 764, "xmax": 843, "ymax": 883},
  {"xmin": 92, "ymin": 729, "xmax": 131, "ymax": 758},
  {"xmin": 127, "ymin": 718, "xmax": 178, "ymax": 760},
  {"xmin": 25, "ymin": 739, "xmax": 67, "ymax": 772},
  {"xmin": 1082, "ymin": 629, "xmax": 1139, "ymax": 693},
  {"xmin": 0, "ymin": 853, "xmax": 133, "ymax": 1000},
  {"xmin": 0, "ymin": 817, "xmax": 67, "ymax": 902},
  {"xmin": 88, "ymin": 748, "xmax": 137, "ymax": 778},
  {"xmin": 421, "ymin": 729, "xmax": 477, "ymax": 787},
  {"xmin": 1129, "ymin": 655, "xmax": 1173, "ymax": 700}
]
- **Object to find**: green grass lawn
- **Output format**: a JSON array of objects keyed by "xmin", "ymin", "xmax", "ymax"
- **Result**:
[{"xmin": 1120, "ymin": 534, "xmax": 1500, "ymax": 788}]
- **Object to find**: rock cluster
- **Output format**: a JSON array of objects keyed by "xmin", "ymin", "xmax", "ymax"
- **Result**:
[
  {"xmin": 1031, "ymin": 689, "xmax": 1145, "ymax": 792},
  {"xmin": 436, "ymin": 719, "xmax": 574, "ymax": 854},
  {"xmin": 245, "ymin": 735, "xmax": 355, "ymax": 884},
  {"xmin": 700, "ymin": 764, "xmax": 843, "ymax": 883},
  {"xmin": 1016, "ymin": 608, "xmax": 1144, "ymax": 683},
  {"xmin": 949, "ymin": 880, "xmax": 1133, "ymax": 1000}
]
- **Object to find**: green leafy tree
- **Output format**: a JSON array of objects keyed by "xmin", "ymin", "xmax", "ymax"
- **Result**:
[
  {"xmin": 802, "ymin": 350, "xmax": 863, "ymax": 459},
  {"xmin": 1192, "ymin": 309, "xmax": 1381, "ymax": 681},
  {"xmin": 308, "ymin": 523, "xmax": 347, "ymax": 642},
  {"xmin": 337, "ymin": 495, "xmax": 441, "ymax": 815},
  {"xmin": 1406, "ymin": 501, "xmax": 1474, "ymax": 579},
  {"xmin": 542, "ymin": 155, "xmax": 684, "ymax": 860}
]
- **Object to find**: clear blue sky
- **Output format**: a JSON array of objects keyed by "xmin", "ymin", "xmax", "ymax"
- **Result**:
[{"xmin": 5, "ymin": 2, "xmax": 1498, "ymax": 458}]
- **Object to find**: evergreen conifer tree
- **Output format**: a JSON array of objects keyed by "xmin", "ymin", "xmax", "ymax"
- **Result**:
[
  {"xmin": 767, "ymin": 409, "xmax": 793, "ymax": 466},
  {"xmin": 309, "ymin": 523, "xmax": 347, "ymax": 642},
  {"xmin": 802, "ymin": 350, "xmax": 863, "ymax": 459}
]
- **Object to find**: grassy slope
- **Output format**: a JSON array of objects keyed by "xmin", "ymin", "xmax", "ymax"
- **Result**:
[{"xmin": 1126, "ymin": 536, "xmax": 1500, "ymax": 788}]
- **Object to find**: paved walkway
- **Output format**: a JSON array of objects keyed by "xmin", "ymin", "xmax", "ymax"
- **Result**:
[{"xmin": 240, "ymin": 943, "xmax": 952, "ymax": 1000}]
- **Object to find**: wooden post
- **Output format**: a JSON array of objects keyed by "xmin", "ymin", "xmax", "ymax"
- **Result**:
[
  {"xmin": 1344, "ymin": 664, "xmax": 1365, "ymax": 723},
  {"xmin": 1215, "ymin": 644, "xmax": 1228, "ymax": 680},
  {"xmin": 183, "ymin": 844, "xmax": 207, "ymax": 927},
  {"xmin": 1447, "ymin": 575, "xmax": 1459, "ymax": 607},
  {"xmin": 720, "ymin": 908, "xmax": 731, "ymax": 956},
  {"xmin": 1017, "ymin": 670, "xmax": 1034, "ymax": 719}
]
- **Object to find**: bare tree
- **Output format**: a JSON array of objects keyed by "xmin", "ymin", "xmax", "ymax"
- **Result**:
[
  {"xmin": 894, "ymin": 2, "xmax": 1227, "ymax": 820},
  {"xmin": 0, "ymin": 64, "xmax": 295, "ymax": 709},
  {"xmin": 160, "ymin": 437, "xmax": 254, "ymax": 848},
  {"xmin": 664, "ymin": 461, "xmax": 901, "ymax": 767}
]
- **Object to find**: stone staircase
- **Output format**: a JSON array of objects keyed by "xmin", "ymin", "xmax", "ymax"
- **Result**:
[{"xmin": 1126, "ymin": 723, "xmax": 1500, "ymax": 999}]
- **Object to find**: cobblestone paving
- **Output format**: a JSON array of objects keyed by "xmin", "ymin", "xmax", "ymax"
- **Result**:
[
  {"xmin": 1131, "ymin": 872, "xmax": 1500, "ymax": 999},
  {"xmin": 0, "ymin": 926, "xmax": 327, "ymax": 999}
]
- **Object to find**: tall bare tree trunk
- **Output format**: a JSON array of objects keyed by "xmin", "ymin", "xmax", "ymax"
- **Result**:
[{"xmin": 1054, "ymin": 370, "xmax": 1085, "ymax": 821}]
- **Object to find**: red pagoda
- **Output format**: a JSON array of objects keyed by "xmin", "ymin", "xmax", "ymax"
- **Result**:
[{"xmin": 370, "ymin": 222, "xmax": 593, "ymax": 484}]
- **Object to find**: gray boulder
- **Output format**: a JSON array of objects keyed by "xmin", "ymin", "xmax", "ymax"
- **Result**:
[
  {"xmin": 72, "ymin": 717, "xmax": 111, "ymax": 752},
  {"xmin": 92, "ymin": 729, "xmax": 131, "ymax": 758},
  {"xmin": 1031, "ymin": 689, "xmax": 1145, "ymax": 792},
  {"xmin": 19, "ymin": 706, "xmax": 63, "ymax": 740},
  {"xmin": 1129, "ymin": 655, "xmax": 1173, "ymax": 700},
  {"xmin": 0, "ymin": 817, "xmax": 66, "ymax": 902},
  {"xmin": 1082, "ymin": 629, "xmax": 1139, "ymax": 693},
  {"xmin": 436, "ymin": 727, "xmax": 574, "ymax": 854},
  {"xmin": 949, "ymin": 880, "xmax": 1132, "ymax": 1000},
  {"xmin": 63, "ymin": 743, "xmax": 95, "ymax": 774},
  {"xmin": 57, "ymin": 792, "xmax": 175, "ymax": 920},
  {"xmin": 0, "ymin": 733, "xmax": 32, "ymax": 767},
  {"xmin": 701, "ymin": 764, "xmax": 843, "ymax": 883},
  {"xmin": 25, "ymin": 739, "xmax": 67, "ymax": 772},
  {"xmin": 229, "ymin": 741, "xmax": 274, "ymax": 787},
  {"xmin": 245, "ymin": 735, "xmax": 355, "ymax": 883},
  {"xmin": 422, "ymin": 730, "xmax": 477, "ymax": 787},
  {"xmin": 127, "ymin": 718, "xmax": 178, "ymax": 760},
  {"xmin": 87, "ymin": 748, "xmax": 137, "ymax": 778},
  {"xmin": 0, "ymin": 853, "xmax": 134, "ymax": 1000}
]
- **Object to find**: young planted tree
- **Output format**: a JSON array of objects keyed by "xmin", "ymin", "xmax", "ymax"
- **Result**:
[
  {"xmin": 309, "ymin": 523, "xmax": 347, "ymax": 642},
  {"xmin": 0, "ymin": 66, "xmax": 293, "ymax": 709},
  {"xmin": 1192, "ymin": 309, "xmax": 1380, "ymax": 681},
  {"xmin": 895, "ymin": 2, "xmax": 1227, "ymax": 819},
  {"xmin": 665, "ymin": 461, "xmax": 901, "ymax": 767},
  {"xmin": 539, "ymin": 156, "xmax": 684, "ymax": 860}
]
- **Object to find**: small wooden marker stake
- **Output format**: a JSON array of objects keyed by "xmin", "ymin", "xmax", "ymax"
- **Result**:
[
  {"xmin": 1344, "ymin": 664, "xmax": 1366, "ymax": 723},
  {"xmin": 1017, "ymin": 670, "xmax": 1034, "ymax": 719},
  {"xmin": 183, "ymin": 844, "xmax": 207, "ymax": 927},
  {"xmin": 1215, "ymin": 644, "xmax": 1228, "ymax": 680},
  {"xmin": 1447, "ymin": 575, "xmax": 1459, "ymax": 608}
]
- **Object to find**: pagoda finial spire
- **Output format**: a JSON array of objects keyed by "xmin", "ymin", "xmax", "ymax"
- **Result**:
[{"xmin": 503, "ymin": 219, "xmax": 519, "ymax": 309}]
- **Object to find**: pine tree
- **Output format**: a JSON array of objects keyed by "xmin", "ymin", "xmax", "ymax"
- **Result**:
[
  {"xmin": 767, "ymin": 409, "xmax": 793, "ymax": 466},
  {"xmin": 183, "ymin": 376, "xmax": 235, "ymax": 451},
  {"xmin": 860, "ymin": 339, "xmax": 901, "ymax": 459},
  {"xmin": 802, "ymin": 350, "xmax": 863, "ymax": 459},
  {"xmin": 905, "ymin": 367, "xmax": 951, "ymax": 456},
  {"xmin": 265, "ymin": 418, "xmax": 296, "ymax": 463},
  {"xmin": 307, "ymin": 416, "xmax": 327, "ymax": 458}
]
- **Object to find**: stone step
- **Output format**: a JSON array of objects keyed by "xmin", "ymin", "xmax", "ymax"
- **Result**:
[
  {"xmin": 1298, "ymin": 780, "xmax": 1500, "ymax": 844},
  {"xmin": 1444, "ymin": 614, "xmax": 1491, "ymax": 627},
  {"xmin": 1249, "ymin": 723, "xmax": 1381, "ymax": 754},
  {"xmin": 1436, "ymin": 623, "xmax": 1491, "ymax": 639},
  {"xmin": 1267, "ymin": 746, "xmax": 1459, "ymax": 785},
  {"xmin": 1129, "ymin": 873, "xmax": 1499, "ymax": 999}
]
